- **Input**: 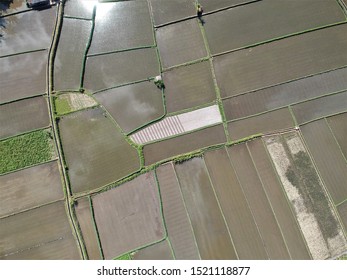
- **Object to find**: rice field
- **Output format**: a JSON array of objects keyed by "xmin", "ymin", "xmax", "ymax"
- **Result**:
[
  {"xmin": 64, "ymin": 0, "xmax": 95, "ymax": 20},
  {"xmin": 131, "ymin": 240, "xmax": 173, "ymax": 260},
  {"xmin": 199, "ymin": 0, "xmax": 255, "ymax": 12},
  {"xmin": 326, "ymin": 113, "xmax": 347, "ymax": 159}
]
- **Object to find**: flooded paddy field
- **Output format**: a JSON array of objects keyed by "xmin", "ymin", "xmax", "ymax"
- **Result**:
[
  {"xmin": 292, "ymin": 91, "xmax": 347, "ymax": 124},
  {"xmin": 94, "ymin": 81, "xmax": 164, "ymax": 134},
  {"xmin": 156, "ymin": 163, "xmax": 200, "ymax": 260},
  {"xmin": 54, "ymin": 17, "xmax": 92, "ymax": 91},
  {"xmin": 64, "ymin": 0, "xmax": 95, "ymax": 20},
  {"xmin": 0, "ymin": 50, "xmax": 47, "ymax": 103},
  {"xmin": 156, "ymin": 19, "xmax": 207, "ymax": 69},
  {"xmin": 149, "ymin": 0, "xmax": 195, "ymax": 26},
  {"xmin": 326, "ymin": 113, "xmax": 347, "ymax": 158},
  {"xmin": 58, "ymin": 107, "xmax": 140, "ymax": 194},
  {"xmin": 92, "ymin": 172, "xmax": 165, "ymax": 259},
  {"xmin": 204, "ymin": 0, "xmax": 345, "ymax": 55},
  {"xmin": 265, "ymin": 132, "xmax": 347, "ymax": 259},
  {"xmin": 300, "ymin": 119, "xmax": 347, "ymax": 204},
  {"xmin": 0, "ymin": 0, "xmax": 31, "ymax": 16},
  {"xmin": 199, "ymin": 0, "xmax": 255, "ymax": 12},
  {"xmin": 0, "ymin": 6, "xmax": 56, "ymax": 56},
  {"xmin": 204, "ymin": 148, "xmax": 268, "ymax": 259},
  {"xmin": 227, "ymin": 108, "xmax": 295, "ymax": 141},
  {"xmin": 0, "ymin": 201, "xmax": 80, "ymax": 260},
  {"xmin": 0, "ymin": 96, "xmax": 49, "ymax": 139},
  {"xmin": 131, "ymin": 240, "xmax": 173, "ymax": 260},
  {"xmin": 214, "ymin": 24, "xmax": 347, "ymax": 98},
  {"xmin": 223, "ymin": 67, "xmax": 347, "ymax": 120},
  {"xmin": 227, "ymin": 144, "xmax": 290, "ymax": 259},
  {"xmin": 88, "ymin": 1, "xmax": 154, "ymax": 55},
  {"xmin": 163, "ymin": 61, "xmax": 216, "ymax": 113},
  {"xmin": 0, "ymin": 160, "xmax": 63, "ymax": 218},
  {"xmin": 175, "ymin": 158, "xmax": 237, "ymax": 260},
  {"xmin": 74, "ymin": 197, "xmax": 101, "ymax": 260},
  {"xmin": 84, "ymin": 48, "xmax": 159, "ymax": 92},
  {"xmin": 143, "ymin": 124, "xmax": 226, "ymax": 165}
]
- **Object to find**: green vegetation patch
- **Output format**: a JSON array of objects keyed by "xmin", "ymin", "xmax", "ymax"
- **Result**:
[
  {"xmin": 337, "ymin": 254, "xmax": 347, "ymax": 260},
  {"xmin": 115, "ymin": 253, "xmax": 131, "ymax": 260},
  {"xmin": 55, "ymin": 96, "xmax": 72, "ymax": 115},
  {"xmin": 0, "ymin": 130, "xmax": 54, "ymax": 175}
]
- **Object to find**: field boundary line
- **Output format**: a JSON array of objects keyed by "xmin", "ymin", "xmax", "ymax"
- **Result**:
[
  {"xmin": 202, "ymin": 155, "xmax": 239, "ymax": 260},
  {"xmin": 212, "ymin": 21, "xmax": 347, "ymax": 58},
  {"xmin": 337, "ymin": 0, "xmax": 347, "ymax": 18},
  {"xmin": 336, "ymin": 198, "xmax": 347, "ymax": 208},
  {"xmin": 0, "ymin": 48, "xmax": 47, "ymax": 59},
  {"xmin": 88, "ymin": 196, "xmax": 105, "ymax": 260},
  {"xmin": 91, "ymin": 78, "xmax": 155, "ymax": 95},
  {"xmin": 162, "ymin": 56, "xmax": 210, "ymax": 72},
  {"xmin": 288, "ymin": 105, "xmax": 298, "ymax": 127},
  {"xmin": 0, "ymin": 8, "xmax": 32, "ymax": 19},
  {"xmin": 63, "ymin": 15, "xmax": 93, "ymax": 21},
  {"xmin": 86, "ymin": 45, "xmax": 156, "ymax": 58},
  {"xmin": 246, "ymin": 142, "xmax": 292, "ymax": 259},
  {"xmin": 0, "ymin": 93, "xmax": 47, "ymax": 106},
  {"xmin": 260, "ymin": 137, "xmax": 313, "ymax": 259},
  {"xmin": 172, "ymin": 162, "xmax": 202, "ymax": 260},
  {"xmin": 324, "ymin": 118, "xmax": 347, "ymax": 164},
  {"xmin": 166, "ymin": 101, "xmax": 216, "ymax": 117},
  {"xmin": 0, "ymin": 125, "xmax": 52, "ymax": 143},
  {"xmin": 298, "ymin": 109, "xmax": 347, "ymax": 126}
]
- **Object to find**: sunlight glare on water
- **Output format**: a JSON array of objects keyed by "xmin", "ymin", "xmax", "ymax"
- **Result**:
[{"xmin": 81, "ymin": 0, "xmax": 111, "ymax": 18}]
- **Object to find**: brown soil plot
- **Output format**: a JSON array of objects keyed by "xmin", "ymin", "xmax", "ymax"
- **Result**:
[{"xmin": 131, "ymin": 240, "xmax": 173, "ymax": 260}]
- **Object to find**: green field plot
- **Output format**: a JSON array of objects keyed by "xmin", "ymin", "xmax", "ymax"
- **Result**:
[
  {"xmin": 247, "ymin": 139, "xmax": 311, "ymax": 259},
  {"xmin": 64, "ymin": 0, "xmax": 95, "ymax": 20},
  {"xmin": 84, "ymin": 48, "xmax": 159, "ymax": 92},
  {"xmin": 156, "ymin": 163, "xmax": 200, "ymax": 260},
  {"xmin": 156, "ymin": 19, "xmax": 207, "ymax": 69},
  {"xmin": 0, "ymin": 201, "xmax": 80, "ymax": 260},
  {"xmin": 175, "ymin": 158, "xmax": 237, "ymax": 260},
  {"xmin": 301, "ymin": 119, "xmax": 347, "ymax": 204},
  {"xmin": 204, "ymin": 148, "xmax": 268, "ymax": 259},
  {"xmin": 54, "ymin": 93, "xmax": 97, "ymax": 115},
  {"xmin": 227, "ymin": 144, "xmax": 290, "ymax": 259},
  {"xmin": 0, "ymin": 96, "xmax": 49, "ymax": 139},
  {"xmin": 326, "ymin": 113, "xmax": 347, "ymax": 159},
  {"xmin": 337, "ymin": 202, "xmax": 347, "ymax": 233},
  {"xmin": 88, "ymin": 1, "xmax": 154, "ymax": 55},
  {"xmin": 227, "ymin": 108, "xmax": 294, "ymax": 141},
  {"xmin": 199, "ymin": 0, "xmax": 255, "ymax": 12},
  {"xmin": 92, "ymin": 172, "xmax": 165, "ymax": 259},
  {"xmin": 204, "ymin": 0, "xmax": 345, "ymax": 55},
  {"xmin": 163, "ymin": 61, "xmax": 216, "ymax": 113},
  {"xmin": 149, "ymin": 0, "xmax": 195, "ymax": 26},
  {"xmin": 131, "ymin": 240, "xmax": 173, "ymax": 260},
  {"xmin": 214, "ymin": 24, "xmax": 347, "ymax": 98},
  {"xmin": 94, "ymin": 81, "xmax": 164, "ymax": 134},
  {"xmin": 292, "ymin": 91, "xmax": 347, "ymax": 124},
  {"xmin": 0, "ymin": 51, "xmax": 47, "ymax": 104},
  {"xmin": 58, "ymin": 107, "xmax": 140, "ymax": 194},
  {"xmin": 265, "ymin": 133, "xmax": 347, "ymax": 259},
  {"xmin": 223, "ymin": 67, "xmax": 347, "ymax": 120},
  {"xmin": 0, "ymin": 129, "xmax": 55, "ymax": 175},
  {"xmin": 74, "ymin": 197, "xmax": 102, "ymax": 260},
  {"xmin": 0, "ymin": 7, "xmax": 56, "ymax": 57},
  {"xmin": 143, "ymin": 124, "xmax": 226, "ymax": 165},
  {"xmin": 0, "ymin": 160, "xmax": 63, "ymax": 217},
  {"xmin": 116, "ymin": 254, "xmax": 131, "ymax": 260},
  {"xmin": 0, "ymin": 0, "xmax": 31, "ymax": 16},
  {"xmin": 54, "ymin": 18, "xmax": 92, "ymax": 91}
]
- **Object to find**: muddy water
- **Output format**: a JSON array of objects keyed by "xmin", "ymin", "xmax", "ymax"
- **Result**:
[{"xmin": 0, "ymin": 0, "xmax": 30, "ymax": 17}]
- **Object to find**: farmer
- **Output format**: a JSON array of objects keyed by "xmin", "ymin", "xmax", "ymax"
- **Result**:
[{"xmin": 197, "ymin": 4, "xmax": 203, "ymax": 18}]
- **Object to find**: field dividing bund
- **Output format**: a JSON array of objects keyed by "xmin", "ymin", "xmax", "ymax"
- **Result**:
[
  {"xmin": 0, "ymin": 201, "xmax": 80, "ymax": 260},
  {"xmin": 131, "ymin": 240, "xmax": 174, "ymax": 260},
  {"xmin": 175, "ymin": 158, "xmax": 237, "ymax": 260},
  {"xmin": 204, "ymin": 0, "xmax": 346, "ymax": 55},
  {"xmin": 74, "ymin": 197, "xmax": 102, "ymax": 260},
  {"xmin": 223, "ymin": 67, "xmax": 347, "ymax": 120},
  {"xmin": 227, "ymin": 144, "xmax": 290, "ymax": 259},
  {"xmin": 58, "ymin": 107, "xmax": 140, "ymax": 194},
  {"xmin": 300, "ymin": 119, "xmax": 347, "ymax": 204},
  {"xmin": 0, "ymin": 51, "xmax": 47, "ymax": 104},
  {"xmin": 204, "ymin": 148, "xmax": 268, "ymax": 259},
  {"xmin": 94, "ymin": 81, "xmax": 164, "ymax": 134},
  {"xmin": 88, "ymin": 1, "xmax": 154, "ymax": 55},
  {"xmin": 265, "ymin": 133, "xmax": 347, "ymax": 259},
  {"xmin": 156, "ymin": 19, "xmax": 208, "ymax": 69},
  {"xmin": 337, "ymin": 202, "xmax": 347, "ymax": 234},
  {"xmin": 92, "ymin": 172, "xmax": 165, "ymax": 259},
  {"xmin": 54, "ymin": 17, "xmax": 92, "ymax": 91},
  {"xmin": 0, "ymin": 7, "xmax": 57, "ymax": 57},
  {"xmin": 227, "ymin": 108, "xmax": 295, "ymax": 141},
  {"xmin": 0, "ymin": 160, "xmax": 63, "ymax": 218},
  {"xmin": 326, "ymin": 113, "xmax": 347, "ymax": 159},
  {"xmin": 143, "ymin": 124, "xmax": 226, "ymax": 165},
  {"xmin": 156, "ymin": 163, "xmax": 200, "ymax": 260},
  {"xmin": 247, "ymin": 139, "xmax": 311, "ymax": 259},
  {"xmin": 0, "ymin": 96, "xmax": 50, "ymax": 139},
  {"xmin": 199, "ymin": 0, "xmax": 259, "ymax": 13},
  {"xmin": 84, "ymin": 48, "xmax": 159, "ymax": 93},
  {"xmin": 292, "ymin": 91, "xmax": 347, "ymax": 125},
  {"xmin": 162, "ymin": 61, "xmax": 216, "ymax": 114},
  {"xmin": 213, "ymin": 24, "xmax": 347, "ymax": 98},
  {"xmin": 149, "ymin": 0, "xmax": 195, "ymax": 27},
  {"xmin": 64, "ymin": 0, "xmax": 95, "ymax": 20}
]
